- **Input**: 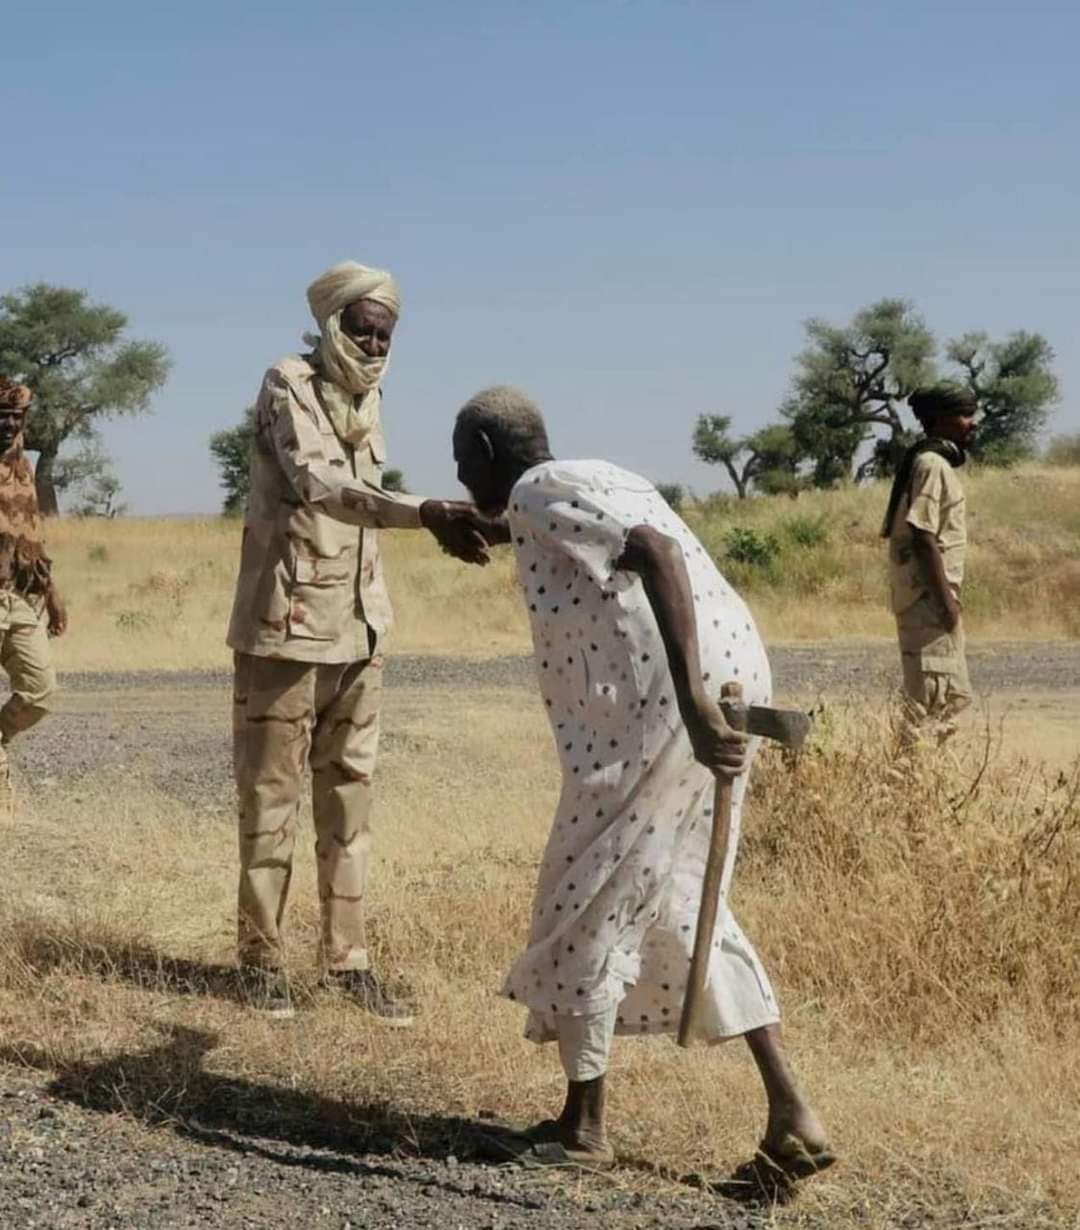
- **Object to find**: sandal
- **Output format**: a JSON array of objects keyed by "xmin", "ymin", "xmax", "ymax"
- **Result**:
[{"xmin": 476, "ymin": 1120, "xmax": 616, "ymax": 1170}]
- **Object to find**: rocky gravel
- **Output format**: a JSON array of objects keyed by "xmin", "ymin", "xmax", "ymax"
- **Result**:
[{"xmin": 0, "ymin": 1069, "xmax": 776, "ymax": 1230}]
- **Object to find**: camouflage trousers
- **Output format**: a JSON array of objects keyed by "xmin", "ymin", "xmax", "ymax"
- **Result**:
[
  {"xmin": 896, "ymin": 594, "xmax": 972, "ymax": 741},
  {"xmin": 233, "ymin": 650, "xmax": 382, "ymax": 972},
  {"xmin": 0, "ymin": 594, "xmax": 56, "ymax": 821}
]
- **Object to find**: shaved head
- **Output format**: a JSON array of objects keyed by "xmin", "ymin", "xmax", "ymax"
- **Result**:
[
  {"xmin": 455, "ymin": 386, "xmax": 550, "ymax": 462},
  {"xmin": 454, "ymin": 386, "xmax": 553, "ymax": 514}
]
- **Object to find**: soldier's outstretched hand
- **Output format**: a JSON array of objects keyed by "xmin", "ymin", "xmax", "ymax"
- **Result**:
[{"xmin": 419, "ymin": 500, "xmax": 493, "ymax": 566}]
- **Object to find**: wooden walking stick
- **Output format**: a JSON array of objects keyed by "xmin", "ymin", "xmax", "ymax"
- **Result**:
[
  {"xmin": 678, "ymin": 680, "xmax": 746, "ymax": 1048},
  {"xmin": 676, "ymin": 683, "xmax": 811, "ymax": 1047}
]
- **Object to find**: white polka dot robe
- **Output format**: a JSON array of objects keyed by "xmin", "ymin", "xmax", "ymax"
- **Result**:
[{"xmin": 501, "ymin": 461, "xmax": 780, "ymax": 1046}]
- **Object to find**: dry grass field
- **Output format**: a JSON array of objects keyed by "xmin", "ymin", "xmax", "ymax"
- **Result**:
[
  {"xmin": 1, "ymin": 465, "xmax": 1077, "ymax": 1225},
  {"xmin": 42, "ymin": 463, "xmax": 1080, "ymax": 671},
  {"xmin": 1, "ymin": 680, "xmax": 1077, "ymax": 1227}
]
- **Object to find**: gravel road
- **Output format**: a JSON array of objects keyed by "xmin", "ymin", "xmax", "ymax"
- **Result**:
[
  {"xmin": 10, "ymin": 642, "xmax": 1077, "ymax": 816},
  {"xmin": 52, "ymin": 640, "xmax": 1080, "ymax": 697},
  {"xmin": 0, "ymin": 1067, "xmax": 778, "ymax": 1230},
  {"xmin": 2, "ymin": 642, "xmax": 1076, "ymax": 1228}
]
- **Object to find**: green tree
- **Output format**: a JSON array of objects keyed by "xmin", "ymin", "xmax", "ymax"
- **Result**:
[
  {"xmin": 209, "ymin": 407, "xmax": 256, "ymax": 515},
  {"xmin": 654, "ymin": 482, "xmax": 684, "ymax": 510},
  {"xmin": 53, "ymin": 441, "xmax": 127, "ymax": 517},
  {"xmin": 782, "ymin": 299, "xmax": 936, "ymax": 485},
  {"xmin": 382, "ymin": 467, "xmax": 408, "ymax": 493},
  {"xmin": 0, "ymin": 284, "xmax": 171, "ymax": 514},
  {"xmin": 947, "ymin": 331, "xmax": 1059, "ymax": 465},
  {"xmin": 742, "ymin": 423, "xmax": 807, "ymax": 496},
  {"xmin": 693, "ymin": 414, "xmax": 805, "ymax": 498}
]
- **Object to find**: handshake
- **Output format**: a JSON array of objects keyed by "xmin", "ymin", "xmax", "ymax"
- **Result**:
[{"xmin": 418, "ymin": 500, "xmax": 509, "ymax": 566}]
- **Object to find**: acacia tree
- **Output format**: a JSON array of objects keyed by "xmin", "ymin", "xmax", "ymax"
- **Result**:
[
  {"xmin": 382, "ymin": 467, "xmax": 407, "ymax": 493},
  {"xmin": 692, "ymin": 414, "xmax": 804, "ymax": 498},
  {"xmin": 52, "ymin": 441, "xmax": 127, "ymax": 517},
  {"xmin": 947, "ymin": 331, "xmax": 1059, "ymax": 464},
  {"xmin": 782, "ymin": 299, "xmax": 936, "ymax": 485},
  {"xmin": 210, "ymin": 407, "xmax": 256, "ymax": 515},
  {"xmin": 0, "ymin": 284, "xmax": 170, "ymax": 514}
]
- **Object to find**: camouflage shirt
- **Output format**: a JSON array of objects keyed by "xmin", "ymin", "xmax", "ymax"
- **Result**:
[
  {"xmin": 887, "ymin": 451, "xmax": 966, "ymax": 616},
  {"xmin": 226, "ymin": 355, "xmax": 424, "ymax": 663},
  {"xmin": 0, "ymin": 444, "xmax": 51, "ymax": 601}
]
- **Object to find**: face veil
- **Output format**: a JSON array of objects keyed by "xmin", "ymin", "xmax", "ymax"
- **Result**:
[{"xmin": 304, "ymin": 262, "xmax": 402, "ymax": 447}]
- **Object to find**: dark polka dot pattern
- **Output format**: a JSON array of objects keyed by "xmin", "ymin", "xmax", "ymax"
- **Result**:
[{"xmin": 497, "ymin": 461, "xmax": 779, "ymax": 1042}]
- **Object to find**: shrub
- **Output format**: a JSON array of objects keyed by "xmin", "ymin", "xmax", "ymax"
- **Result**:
[
  {"xmin": 723, "ymin": 526, "xmax": 781, "ymax": 567},
  {"xmin": 87, "ymin": 543, "xmax": 109, "ymax": 563},
  {"xmin": 115, "ymin": 609, "xmax": 155, "ymax": 632},
  {"xmin": 655, "ymin": 482, "xmax": 684, "ymax": 511},
  {"xmin": 780, "ymin": 513, "xmax": 830, "ymax": 549}
]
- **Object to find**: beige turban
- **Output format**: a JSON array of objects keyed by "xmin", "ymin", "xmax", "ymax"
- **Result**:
[
  {"xmin": 0, "ymin": 379, "xmax": 32, "ymax": 411},
  {"xmin": 304, "ymin": 261, "xmax": 402, "ymax": 447},
  {"xmin": 306, "ymin": 261, "xmax": 401, "ymax": 324}
]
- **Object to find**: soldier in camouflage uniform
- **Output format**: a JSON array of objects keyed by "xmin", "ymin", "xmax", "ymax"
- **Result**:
[
  {"xmin": 0, "ymin": 378, "xmax": 68, "ymax": 821},
  {"xmin": 883, "ymin": 383, "xmax": 977, "ymax": 743},
  {"xmin": 227, "ymin": 261, "xmax": 488, "ymax": 1021}
]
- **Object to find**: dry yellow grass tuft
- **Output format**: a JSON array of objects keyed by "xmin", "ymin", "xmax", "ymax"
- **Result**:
[
  {"xmin": 1, "ymin": 686, "xmax": 1077, "ymax": 1226},
  {"xmin": 41, "ymin": 462, "xmax": 1080, "ymax": 671}
]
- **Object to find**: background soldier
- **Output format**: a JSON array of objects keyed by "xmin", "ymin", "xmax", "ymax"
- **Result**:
[
  {"xmin": 227, "ymin": 261, "xmax": 488, "ymax": 1021},
  {"xmin": 882, "ymin": 382, "xmax": 977, "ymax": 742},
  {"xmin": 0, "ymin": 378, "xmax": 68, "ymax": 821}
]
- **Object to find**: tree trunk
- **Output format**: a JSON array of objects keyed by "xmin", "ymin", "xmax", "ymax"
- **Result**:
[
  {"xmin": 33, "ymin": 449, "xmax": 60, "ymax": 516},
  {"xmin": 722, "ymin": 459, "xmax": 748, "ymax": 500}
]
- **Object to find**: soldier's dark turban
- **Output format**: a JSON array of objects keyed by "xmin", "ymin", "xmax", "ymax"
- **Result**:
[
  {"xmin": 0, "ymin": 379, "xmax": 32, "ymax": 411},
  {"xmin": 909, "ymin": 382, "xmax": 977, "ymax": 420}
]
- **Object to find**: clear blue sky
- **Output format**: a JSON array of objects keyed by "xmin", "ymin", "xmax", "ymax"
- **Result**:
[{"xmin": 3, "ymin": 0, "xmax": 1077, "ymax": 514}]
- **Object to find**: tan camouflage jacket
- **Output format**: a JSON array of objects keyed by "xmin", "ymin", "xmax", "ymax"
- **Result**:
[
  {"xmin": 0, "ymin": 443, "xmax": 51, "ymax": 602},
  {"xmin": 226, "ymin": 354, "xmax": 424, "ymax": 663}
]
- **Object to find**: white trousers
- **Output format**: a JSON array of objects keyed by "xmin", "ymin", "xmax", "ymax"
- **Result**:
[{"xmin": 556, "ymin": 1003, "xmax": 619, "ymax": 1082}]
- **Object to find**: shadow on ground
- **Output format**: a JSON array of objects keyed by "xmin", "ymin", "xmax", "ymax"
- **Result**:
[
  {"xmin": 3, "ymin": 926, "xmax": 779, "ymax": 1205},
  {"xmin": 0, "ymin": 1025, "xmax": 559, "ymax": 1214}
]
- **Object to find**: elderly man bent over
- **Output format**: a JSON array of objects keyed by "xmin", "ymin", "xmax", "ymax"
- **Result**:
[
  {"xmin": 453, "ymin": 387, "xmax": 833, "ymax": 1184},
  {"xmin": 227, "ymin": 262, "xmax": 487, "ymax": 1021}
]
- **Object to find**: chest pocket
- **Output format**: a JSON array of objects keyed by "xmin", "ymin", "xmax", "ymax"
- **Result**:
[
  {"xmin": 358, "ymin": 426, "xmax": 386, "ymax": 485},
  {"xmin": 320, "ymin": 425, "xmax": 350, "ymax": 470},
  {"xmin": 288, "ymin": 555, "xmax": 354, "ymax": 641}
]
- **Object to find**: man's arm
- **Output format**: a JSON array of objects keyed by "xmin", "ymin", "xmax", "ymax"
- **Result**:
[
  {"xmin": 45, "ymin": 584, "xmax": 67, "ymax": 637},
  {"xmin": 418, "ymin": 500, "xmax": 493, "ymax": 565},
  {"xmin": 463, "ymin": 513, "xmax": 511, "ymax": 546},
  {"xmin": 265, "ymin": 378, "xmax": 489, "ymax": 563},
  {"xmin": 911, "ymin": 529, "xmax": 961, "ymax": 631},
  {"xmin": 617, "ymin": 524, "xmax": 746, "ymax": 777}
]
